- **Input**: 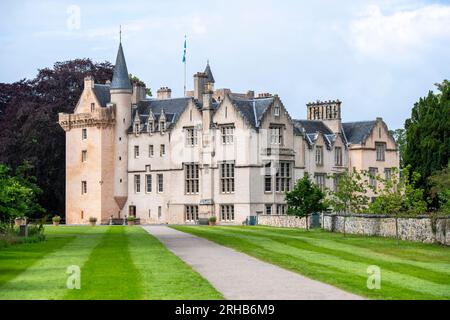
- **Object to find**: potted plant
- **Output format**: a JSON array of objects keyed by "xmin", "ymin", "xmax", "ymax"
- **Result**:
[
  {"xmin": 52, "ymin": 215, "xmax": 61, "ymax": 226},
  {"xmin": 127, "ymin": 215, "xmax": 135, "ymax": 226},
  {"xmin": 89, "ymin": 217, "xmax": 97, "ymax": 226},
  {"xmin": 15, "ymin": 217, "xmax": 25, "ymax": 226},
  {"xmin": 208, "ymin": 216, "xmax": 217, "ymax": 226}
]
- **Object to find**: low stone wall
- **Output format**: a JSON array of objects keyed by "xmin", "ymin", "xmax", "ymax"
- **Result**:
[
  {"xmin": 257, "ymin": 215, "xmax": 307, "ymax": 229},
  {"xmin": 323, "ymin": 214, "xmax": 450, "ymax": 245}
]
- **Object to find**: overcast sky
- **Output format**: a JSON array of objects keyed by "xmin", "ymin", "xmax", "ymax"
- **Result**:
[{"xmin": 1, "ymin": 0, "xmax": 449, "ymax": 129}]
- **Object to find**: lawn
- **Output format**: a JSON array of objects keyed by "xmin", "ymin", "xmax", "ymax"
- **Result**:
[
  {"xmin": 0, "ymin": 226, "xmax": 222, "ymax": 300},
  {"xmin": 173, "ymin": 225, "xmax": 450, "ymax": 300}
]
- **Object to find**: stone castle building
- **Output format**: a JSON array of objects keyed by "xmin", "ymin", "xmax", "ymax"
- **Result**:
[{"xmin": 59, "ymin": 42, "xmax": 399, "ymax": 225}]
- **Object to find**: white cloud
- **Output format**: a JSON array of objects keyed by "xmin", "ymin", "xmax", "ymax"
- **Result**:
[{"xmin": 349, "ymin": 4, "xmax": 450, "ymax": 60}]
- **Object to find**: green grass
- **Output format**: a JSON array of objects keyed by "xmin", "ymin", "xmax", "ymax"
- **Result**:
[
  {"xmin": 0, "ymin": 226, "xmax": 222, "ymax": 300},
  {"xmin": 173, "ymin": 226, "xmax": 450, "ymax": 300}
]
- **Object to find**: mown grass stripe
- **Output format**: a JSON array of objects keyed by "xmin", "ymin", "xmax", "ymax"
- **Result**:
[
  {"xmin": 64, "ymin": 226, "xmax": 143, "ymax": 300},
  {"xmin": 127, "ymin": 227, "xmax": 223, "ymax": 300},
  {"xmin": 0, "ymin": 227, "xmax": 105, "ymax": 300}
]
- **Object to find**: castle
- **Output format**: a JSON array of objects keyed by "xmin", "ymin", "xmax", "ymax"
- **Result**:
[{"xmin": 58, "ymin": 42, "xmax": 399, "ymax": 225}]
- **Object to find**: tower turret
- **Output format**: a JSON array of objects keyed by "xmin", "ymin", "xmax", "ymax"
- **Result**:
[{"xmin": 111, "ymin": 42, "xmax": 132, "ymax": 213}]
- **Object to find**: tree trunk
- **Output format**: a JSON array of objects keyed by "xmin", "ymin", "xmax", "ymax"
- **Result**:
[
  {"xmin": 305, "ymin": 214, "xmax": 309, "ymax": 231},
  {"xmin": 343, "ymin": 213, "xmax": 346, "ymax": 237}
]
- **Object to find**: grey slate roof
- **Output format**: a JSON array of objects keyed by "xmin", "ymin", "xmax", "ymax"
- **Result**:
[
  {"xmin": 230, "ymin": 96, "xmax": 274, "ymax": 128},
  {"xmin": 293, "ymin": 120, "xmax": 333, "ymax": 135},
  {"xmin": 129, "ymin": 97, "xmax": 192, "ymax": 133},
  {"xmin": 93, "ymin": 84, "xmax": 111, "ymax": 107},
  {"xmin": 204, "ymin": 62, "xmax": 215, "ymax": 83},
  {"xmin": 342, "ymin": 121, "xmax": 376, "ymax": 145},
  {"xmin": 111, "ymin": 43, "xmax": 132, "ymax": 90}
]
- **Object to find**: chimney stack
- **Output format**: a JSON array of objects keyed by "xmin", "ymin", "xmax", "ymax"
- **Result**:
[
  {"xmin": 194, "ymin": 72, "xmax": 208, "ymax": 100},
  {"xmin": 84, "ymin": 76, "xmax": 94, "ymax": 89},
  {"xmin": 132, "ymin": 83, "xmax": 147, "ymax": 104},
  {"xmin": 157, "ymin": 87, "xmax": 172, "ymax": 100}
]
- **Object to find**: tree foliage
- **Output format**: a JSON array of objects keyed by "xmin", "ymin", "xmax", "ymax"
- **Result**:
[
  {"xmin": 0, "ymin": 59, "xmax": 114, "ymax": 217},
  {"xmin": 327, "ymin": 169, "xmax": 371, "ymax": 214},
  {"xmin": 0, "ymin": 162, "xmax": 44, "ymax": 221},
  {"xmin": 404, "ymin": 80, "xmax": 450, "ymax": 190},
  {"xmin": 428, "ymin": 164, "xmax": 450, "ymax": 214},
  {"xmin": 285, "ymin": 175, "xmax": 326, "ymax": 229}
]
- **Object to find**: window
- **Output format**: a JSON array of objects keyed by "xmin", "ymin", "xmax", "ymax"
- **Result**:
[
  {"xmin": 148, "ymin": 122, "xmax": 154, "ymax": 133},
  {"xmin": 82, "ymin": 128, "xmax": 87, "ymax": 140},
  {"xmin": 134, "ymin": 123, "xmax": 140, "ymax": 134},
  {"xmin": 315, "ymin": 146, "xmax": 323, "ymax": 166},
  {"xmin": 369, "ymin": 167, "xmax": 378, "ymax": 189},
  {"xmin": 220, "ymin": 205, "xmax": 235, "ymax": 222},
  {"xmin": 274, "ymin": 104, "xmax": 280, "ymax": 116},
  {"xmin": 158, "ymin": 206, "xmax": 162, "ymax": 218},
  {"xmin": 276, "ymin": 162, "xmax": 291, "ymax": 192},
  {"xmin": 265, "ymin": 204, "xmax": 272, "ymax": 215},
  {"xmin": 276, "ymin": 204, "xmax": 286, "ymax": 215},
  {"xmin": 134, "ymin": 146, "xmax": 139, "ymax": 158},
  {"xmin": 81, "ymin": 181, "xmax": 87, "ymax": 195},
  {"xmin": 185, "ymin": 164, "xmax": 199, "ymax": 194},
  {"xmin": 186, "ymin": 128, "xmax": 198, "ymax": 146},
  {"xmin": 376, "ymin": 142, "xmax": 386, "ymax": 161},
  {"xmin": 220, "ymin": 163, "xmax": 235, "ymax": 193},
  {"xmin": 134, "ymin": 175, "xmax": 141, "ymax": 193},
  {"xmin": 81, "ymin": 150, "xmax": 87, "ymax": 163},
  {"xmin": 185, "ymin": 206, "xmax": 199, "ymax": 222},
  {"xmin": 157, "ymin": 174, "xmax": 164, "ymax": 193},
  {"xmin": 334, "ymin": 147, "xmax": 343, "ymax": 166},
  {"xmin": 149, "ymin": 145, "xmax": 154, "ymax": 157},
  {"xmin": 264, "ymin": 163, "xmax": 272, "ymax": 192},
  {"xmin": 315, "ymin": 173, "xmax": 326, "ymax": 191},
  {"xmin": 384, "ymin": 168, "xmax": 392, "ymax": 181},
  {"xmin": 145, "ymin": 174, "xmax": 152, "ymax": 193},
  {"xmin": 333, "ymin": 175, "xmax": 342, "ymax": 192},
  {"xmin": 221, "ymin": 125, "xmax": 234, "ymax": 144},
  {"xmin": 160, "ymin": 144, "xmax": 165, "ymax": 157},
  {"xmin": 270, "ymin": 126, "xmax": 283, "ymax": 145},
  {"xmin": 160, "ymin": 121, "xmax": 166, "ymax": 132},
  {"xmin": 90, "ymin": 103, "xmax": 95, "ymax": 112}
]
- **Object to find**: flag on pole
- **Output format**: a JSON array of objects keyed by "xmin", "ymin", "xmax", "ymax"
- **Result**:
[{"xmin": 182, "ymin": 35, "xmax": 187, "ymax": 63}]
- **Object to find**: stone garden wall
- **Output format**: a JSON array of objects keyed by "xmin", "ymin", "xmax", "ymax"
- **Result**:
[
  {"xmin": 257, "ymin": 215, "xmax": 308, "ymax": 229},
  {"xmin": 257, "ymin": 214, "xmax": 450, "ymax": 245},
  {"xmin": 322, "ymin": 214, "xmax": 450, "ymax": 245}
]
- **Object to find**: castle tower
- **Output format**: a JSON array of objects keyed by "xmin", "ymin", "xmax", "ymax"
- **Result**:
[
  {"xmin": 110, "ymin": 42, "xmax": 132, "ymax": 214},
  {"xmin": 306, "ymin": 100, "xmax": 342, "ymax": 133}
]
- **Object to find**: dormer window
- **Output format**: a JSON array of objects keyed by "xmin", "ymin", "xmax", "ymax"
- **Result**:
[
  {"xmin": 160, "ymin": 121, "xmax": 166, "ymax": 133},
  {"xmin": 274, "ymin": 105, "xmax": 280, "ymax": 116},
  {"xmin": 134, "ymin": 123, "xmax": 140, "ymax": 135},
  {"xmin": 148, "ymin": 121, "xmax": 154, "ymax": 133}
]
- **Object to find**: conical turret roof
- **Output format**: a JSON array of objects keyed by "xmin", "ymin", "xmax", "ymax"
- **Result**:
[
  {"xmin": 111, "ymin": 43, "xmax": 132, "ymax": 90},
  {"xmin": 204, "ymin": 61, "xmax": 215, "ymax": 83}
]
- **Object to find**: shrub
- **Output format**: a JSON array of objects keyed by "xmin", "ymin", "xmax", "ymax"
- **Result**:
[
  {"xmin": 127, "ymin": 216, "xmax": 135, "ymax": 221},
  {"xmin": 208, "ymin": 216, "xmax": 217, "ymax": 223},
  {"xmin": 89, "ymin": 217, "xmax": 97, "ymax": 223},
  {"xmin": 52, "ymin": 215, "xmax": 61, "ymax": 223}
]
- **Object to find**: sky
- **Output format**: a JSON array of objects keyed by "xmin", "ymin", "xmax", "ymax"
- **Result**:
[{"xmin": 0, "ymin": 0, "xmax": 449, "ymax": 129}]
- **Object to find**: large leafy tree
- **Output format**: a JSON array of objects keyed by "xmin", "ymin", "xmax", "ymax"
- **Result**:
[
  {"xmin": 285, "ymin": 175, "xmax": 327, "ymax": 230},
  {"xmin": 0, "ymin": 59, "xmax": 114, "ymax": 217},
  {"xmin": 404, "ymin": 80, "xmax": 450, "ymax": 190}
]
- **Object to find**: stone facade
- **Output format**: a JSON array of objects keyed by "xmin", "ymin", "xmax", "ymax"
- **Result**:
[{"xmin": 59, "ymin": 42, "xmax": 399, "ymax": 225}]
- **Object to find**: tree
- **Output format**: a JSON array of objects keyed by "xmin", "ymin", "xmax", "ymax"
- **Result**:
[
  {"xmin": 0, "ymin": 59, "xmax": 114, "ymax": 217},
  {"xmin": 0, "ymin": 163, "xmax": 44, "ymax": 221},
  {"xmin": 327, "ymin": 169, "xmax": 371, "ymax": 235},
  {"xmin": 404, "ymin": 80, "xmax": 450, "ymax": 191},
  {"xmin": 429, "ymin": 164, "xmax": 450, "ymax": 214},
  {"xmin": 285, "ymin": 175, "xmax": 327, "ymax": 230},
  {"xmin": 129, "ymin": 74, "xmax": 152, "ymax": 97},
  {"xmin": 390, "ymin": 128, "xmax": 406, "ymax": 168}
]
